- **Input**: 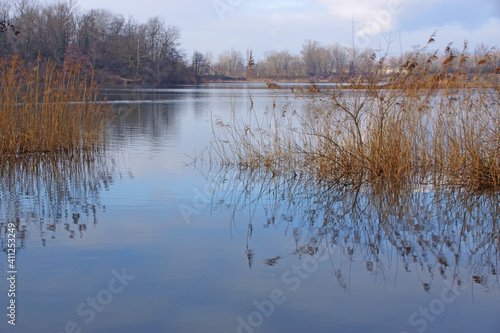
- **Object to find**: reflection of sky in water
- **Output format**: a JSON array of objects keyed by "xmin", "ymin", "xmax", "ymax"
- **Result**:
[{"xmin": 0, "ymin": 84, "xmax": 499, "ymax": 333}]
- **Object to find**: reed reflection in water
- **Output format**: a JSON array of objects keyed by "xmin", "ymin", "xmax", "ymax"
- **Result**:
[
  {"xmin": 0, "ymin": 150, "xmax": 118, "ymax": 251},
  {"xmin": 210, "ymin": 167, "xmax": 500, "ymax": 293}
]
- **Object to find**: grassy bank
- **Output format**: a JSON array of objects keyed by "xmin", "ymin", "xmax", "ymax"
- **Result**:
[
  {"xmin": 0, "ymin": 55, "xmax": 110, "ymax": 155},
  {"xmin": 211, "ymin": 44, "xmax": 500, "ymax": 191}
]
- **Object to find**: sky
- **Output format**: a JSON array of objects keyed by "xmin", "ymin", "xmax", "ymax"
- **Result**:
[{"xmin": 75, "ymin": 0, "xmax": 500, "ymax": 60}]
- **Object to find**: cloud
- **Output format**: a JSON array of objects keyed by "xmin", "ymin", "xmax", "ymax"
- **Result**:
[
  {"xmin": 312, "ymin": 0, "xmax": 460, "ymax": 37},
  {"xmin": 312, "ymin": 0, "xmax": 449, "ymax": 20},
  {"xmin": 313, "ymin": 0, "xmax": 392, "ymax": 19},
  {"xmin": 398, "ymin": 17, "xmax": 500, "ymax": 52},
  {"xmin": 310, "ymin": 0, "xmax": 404, "ymax": 43}
]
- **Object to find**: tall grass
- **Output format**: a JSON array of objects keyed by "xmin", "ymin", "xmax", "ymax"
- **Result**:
[
  {"xmin": 211, "ymin": 41, "xmax": 500, "ymax": 191},
  {"xmin": 0, "ymin": 55, "xmax": 110, "ymax": 155}
]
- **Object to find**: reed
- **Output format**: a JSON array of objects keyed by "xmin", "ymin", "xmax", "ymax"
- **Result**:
[
  {"xmin": 0, "ymin": 55, "xmax": 110, "ymax": 155},
  {"xmin": 211, "ymin": 41, "xmax": 500, "ymax": 191}
]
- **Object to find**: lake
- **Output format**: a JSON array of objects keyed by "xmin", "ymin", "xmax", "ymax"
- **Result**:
[{"xmin": 0, "ymin": 83, "xmax": 499, "ymax": 333}]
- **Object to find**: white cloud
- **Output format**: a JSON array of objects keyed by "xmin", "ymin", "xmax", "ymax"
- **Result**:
[
  {"xmin": 398, "ymin": 17, "xmax": 500, "ymax": 52},
  {"xmin": 309, "ymin": 0, "xmax": 403, "ymax": 45},
  {"xmin": 310, "ymin": 0, "xmax": 450, "ymax": 40},
  {"xmin": 313, "ymin": 0, "xmax": 393, "ymax": 19}
]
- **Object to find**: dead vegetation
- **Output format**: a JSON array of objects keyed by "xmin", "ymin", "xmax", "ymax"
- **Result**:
[
  {"xmin": 211, "ymin": 40, "xmax": 500, "ymax": 191},
  {"xmin": 0, "ymin": 55, "xmax": 110, "ymax": 156}
]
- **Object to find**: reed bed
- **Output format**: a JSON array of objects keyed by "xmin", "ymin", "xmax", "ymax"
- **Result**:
[
  {"xmin": 0, "ymin": 55, "xmax": 110, "ymax": 155},
  {"xmin": 211, "ymin": 42, "xmax": 500, "ymax": 191}
]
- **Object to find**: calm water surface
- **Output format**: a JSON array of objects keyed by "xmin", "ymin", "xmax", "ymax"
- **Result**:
[{"xmin": 0, "ymin": 83, "xmax": 499, "ymax": 333}]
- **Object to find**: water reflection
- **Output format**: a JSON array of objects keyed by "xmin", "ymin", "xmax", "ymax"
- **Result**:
[
  {"xmin": 0, "ymin": 151, "xmax": 117, "ymax": 250},
  {"xmin": 211, "ymin": 168, "xmax": 500, "ymax": 292},
  {"xmin": 109, "ymin": 102, "xmax": 179, "ymax": 150}
]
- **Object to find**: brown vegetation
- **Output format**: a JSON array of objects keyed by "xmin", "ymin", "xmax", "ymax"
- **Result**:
[
  {"xmin": 211, "ymin": 41, "xmax": 500, "ymax": 191},
  {"xmin": 0, "ymin": 55, "xmax": 110, "ymax": 155}
]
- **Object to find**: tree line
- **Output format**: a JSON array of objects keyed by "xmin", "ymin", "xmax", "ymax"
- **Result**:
[
  {"xmin": 1, "ymin": 0, "xmax": 188, "ymax": 85},
  {"xmin": 207, "ymin": 40, "xmax": 499, "ymax": 81},
  {"xmin": 1, "ymin": 0, "xmax": 498, "ymax": 86}
]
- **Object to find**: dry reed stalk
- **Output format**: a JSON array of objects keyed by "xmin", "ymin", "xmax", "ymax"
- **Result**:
[
  {"xmin": 0, "ymin": 55, "xmax": 110, "ymax": 155},
  {"xmin": 211, "ymin": 41, "xmax": 500, "ymax": 191}
]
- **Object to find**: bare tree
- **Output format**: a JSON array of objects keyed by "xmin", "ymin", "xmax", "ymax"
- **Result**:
[
  {"xmin": 301, "ymin": 40, "xmax": 330, "ymax": 77},
  {"xmin": 327, "ymin": 43, "xmax": 348, "ymax": 75},
  {"xmin": 359, "ymin": 48, "xmax": 373, "ymax": 75},
  {"xmin": 261, "ymin": 49, "xmax": 296, "ymax": 77},
  {"xmin": 143, "ymin": 17, "xmax": 180, "ymax": 84},
  {"xmin": 77, "ymin": 9, "xmax": 117, "ymax": 67},
  {"xmin": 215, "ymin": 49, "xmax": 244, "ymax": 77},
  {"xmin": 0, "ymin": 1, "xmax": 16, "ymax": 56},
  {"xmin": 41, "ymin": 0, "xmax": 77, "ymax": 61},
  {"xmin": 9, "ymin": 0, "xmax": 39, "ymax": 59},
  {"xmin": 191, "ymin": 51, "xmax": 209, "ymax": 82}
]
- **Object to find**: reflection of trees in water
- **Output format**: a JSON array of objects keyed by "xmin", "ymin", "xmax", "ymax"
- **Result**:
[
  {"xmin": 105, "ymin": 91, "xmax": 182, "ymax": 150},
  {"xmin": 211, "ymin": 168, "xmax": 500, "ymax": 291},
  {"xmin": 0, "ymin": 150, "xmax": 117, "ymax": 251}
]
